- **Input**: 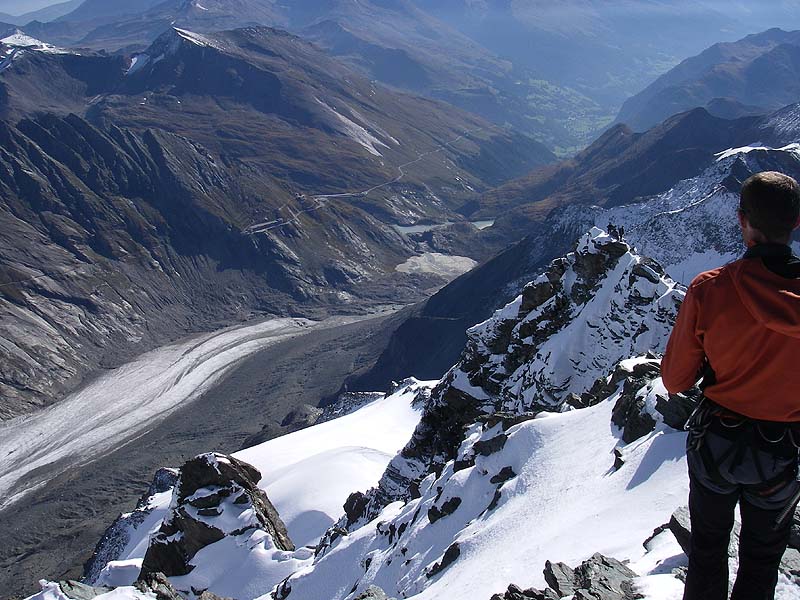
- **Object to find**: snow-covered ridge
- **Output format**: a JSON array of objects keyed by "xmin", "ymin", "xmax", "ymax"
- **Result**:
[
  {"xmin": 715, "ymin": 142, "xmax": 800, "ymax": 161},
  {"xmin": 1, "ymin": 30, "xmax": 71, "ymax": 54},
  {"xmin": 280, "ymin": 367, "xmax": 692, "ymax": 600},
  {"xmin": 597, "ymin": 142, "xmax": 800, "ymax": 284},
  {"xmin": 457, "ymin": 227, "xmax": 682, "ymax": 414},
  {"xmin": 279, "ymin": 229, "xmax": 686, "ymax": 590}
]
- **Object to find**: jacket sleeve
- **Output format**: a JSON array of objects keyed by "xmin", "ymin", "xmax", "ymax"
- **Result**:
[{"xmin": 661, "ymin": 284, "xmax": 706, "ymax": 393}]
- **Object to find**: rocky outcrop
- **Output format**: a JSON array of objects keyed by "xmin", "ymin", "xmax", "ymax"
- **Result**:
[
  {"xmin": 491, "ymin": 554, "xmax": 641, "ymax": 600},
  {"xmin": 666, "ymin": 505, "xmax": 800, "ymax": 578},
  {"xmin": 606, "ymin": 359, "xmax": 698, "ymax": 444},
  {"xmin": 139, "ymin": 453, "xmax": 293, "ymax": 581},
  {"xmin": 337, "ymin": 229, "xmax": 684, "ymax": 529},
  {"xmin": 85, "ymin": 467, "xmax": 178, "ymax": 584},
  {"xmin": 353, "ymin": 586, "xmax": 396, "ymax": 600},
  {"xmin": 135, "ymin": 571, "xmax": 231, "ymax": 600},
  {"xmin": 53, "ymin": 581, "xmax": 113, "ymax": 600}
]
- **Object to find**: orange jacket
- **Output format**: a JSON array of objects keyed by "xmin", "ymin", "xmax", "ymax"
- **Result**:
[{"xmin": 662, "ymin": 245, "xmax": 800, "ymax": 422}]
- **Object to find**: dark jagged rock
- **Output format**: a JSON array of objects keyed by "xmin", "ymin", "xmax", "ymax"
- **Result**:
[
  {"xmin": 490, "ymin": 466, "xmax": 517, "ymax": 485},
  {"xmin": 426, "ymin": 542, "xmax": 460, "ymax": 578},
  {"xmin": 667, "ymin": 506, "xmax": 692, "ymax": 556},
  {"xmin": 571, "ymin": 554, "xmax": 640, "ymax": 599},
  {"xmin": 345, "ymin": 492, "xmax": 370, "ymax": 528},
  {"xmin": 790, "ymin": 504, "xmax": 800, "ymax": 550},
  {"xmin": 427, "ymin": 496, "xmax": 462, "ymax": 524},
  {"xmin": 477, "ymin": 412, "xmax": 538, "ymax": 431},
  {"xmin": 139, "ymin": 453, "xmax": 293, "ymax": 580},
  {"xmin": 314, "ymin": 525, "xmax": 349, "ymax": 558},
  {"xmin": 500, "ymin": 554, "xmax": 640, "ymax": 600},
  {"xmin": 543, "ymin": 560, "xmax": 576, "ymax": 596},
  {"xmin": 490, "ymin": 583, "xmax": 560, "ymax": 600},
  {"xmin": 281, "ymin": 404, "xmax": 324, "ymax": 429},
  {"xmin": 134, "ymin": 571, "xmax": 232, "ymax": 600},
  {"xmin": 473, "ymin": 433, "xmax": 508, "ymax": 456},
  {"xmin": 607, "ymin": 359, "xmax": 698, "ymax": 443},
  {"xmin": 667, "ymin": 504, "xmax": 800, "ymax": 576}
]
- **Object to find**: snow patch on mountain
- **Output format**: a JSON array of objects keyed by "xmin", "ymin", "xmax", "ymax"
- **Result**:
[
  {"xmin": 315, "ymin": 98, "xmax": 391, "ymax": 157},
  {"xmin": 1, "ymin": 30, "xmax": 71, "ymax": 54},
  {"xmin": 126, "ymin": 54, "xmax": 149, "ymax": 76},
  {"xmin": 173, "ymin": 27, "xmax": 224, "ymax": 51}
]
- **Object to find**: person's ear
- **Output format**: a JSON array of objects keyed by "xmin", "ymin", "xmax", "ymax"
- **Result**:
[{"xmin": 738, "ymin": 209, "xmax": 748, "ymax": 228}]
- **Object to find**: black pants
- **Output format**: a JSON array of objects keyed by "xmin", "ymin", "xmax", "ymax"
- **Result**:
[{"xmin": 683, "ymin": 426, "xmax": 799, "ymax": 600}]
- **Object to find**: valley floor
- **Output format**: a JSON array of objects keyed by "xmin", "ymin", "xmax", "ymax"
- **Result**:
[{"xmin": 0, "ymin": 310, "xmax": 401, "ymax": 600}]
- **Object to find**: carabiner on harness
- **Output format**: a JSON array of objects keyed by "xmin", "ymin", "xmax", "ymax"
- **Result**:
[{"xmin": 685, "ymin": 398, "xmax": 714, "ymax": 452}]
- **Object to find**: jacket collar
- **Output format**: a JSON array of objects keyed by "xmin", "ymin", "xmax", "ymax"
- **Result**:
[{"xmin": 744, "ymin": 243, "xmax": 794, "ymax": 259}]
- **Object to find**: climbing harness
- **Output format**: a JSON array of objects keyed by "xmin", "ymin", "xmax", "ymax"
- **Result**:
[{"xmin": 685, "ymin": 397, "xmax": 800, "ymax": 526}]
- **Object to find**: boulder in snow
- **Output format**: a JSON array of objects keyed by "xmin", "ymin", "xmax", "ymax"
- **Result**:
[
  {"xmin": 139, "ymin": 453, "xmax": 293, "ymax": 580},
  {"xmin": 497, "ymin": 554, "xmax": 640, "ymax": 600},
  {"xmin": 353, "ymin": 586, "xmax": 397, "ymax": 600}
]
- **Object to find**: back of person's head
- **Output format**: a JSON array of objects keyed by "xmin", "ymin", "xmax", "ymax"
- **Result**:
[{"xmin": 740, "ymin": 171, "xmax": 800, "ymax": 241}]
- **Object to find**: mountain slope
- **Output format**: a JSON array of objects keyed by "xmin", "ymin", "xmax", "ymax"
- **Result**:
[
  {"xmin": 13, "ymin": 0, "xmax": 611, "ymax": 151},
  {"xmin": 477, "ymin": 108, "xmax": 761, "ymax": 237},
  {"xmin": 617, "ymin": 28, "xmax": 800, "ymax": 132},
  {"xmin": 0, "ymin": 27, "xmax": 553, "ymax": 420},
  {"xmin": 0, "ymin": 0, "xmax": 83, "ymax": 25}
]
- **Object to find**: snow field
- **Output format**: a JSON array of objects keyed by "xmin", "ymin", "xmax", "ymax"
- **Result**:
[
  {"xmin": 282, "ymin": 386, "xmax": 690, "ymax": 600},
  {"xmin": 83, "ymin": 381, "xmax": 431, "ymax": 599},
  {"xmin": 236, "ymin": 381, "xmax": 431, "ymax": 547}
]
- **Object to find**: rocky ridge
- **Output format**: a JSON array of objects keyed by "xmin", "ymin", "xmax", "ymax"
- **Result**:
[
  {"xmin": 270, "ymin": 229, "xmax": 695, "ymax": 600},
  {"xmin": 599, "ymin": 142, "xmax": 800, "ymax": 284},
  {"xmin": 345, "ymin": 228, "xmax": 684, "ymax": 524}
]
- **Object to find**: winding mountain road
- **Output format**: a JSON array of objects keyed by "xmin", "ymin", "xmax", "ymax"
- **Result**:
[{"xmin": 244, "ymin": 127, "xmax": 485, "ymax": 235}]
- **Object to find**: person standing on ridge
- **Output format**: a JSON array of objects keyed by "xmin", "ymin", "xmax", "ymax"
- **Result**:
[{"xmin": 662, "ymin": 171, "xmax": 800, "ymax": 600}]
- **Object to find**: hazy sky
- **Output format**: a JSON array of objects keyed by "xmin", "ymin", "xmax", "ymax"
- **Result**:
[{"xmin": 0, "ymin": 0, "xmax": 63, "ymax": 15}]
